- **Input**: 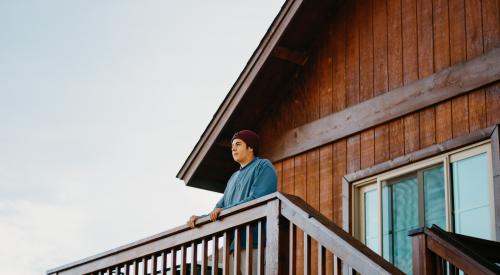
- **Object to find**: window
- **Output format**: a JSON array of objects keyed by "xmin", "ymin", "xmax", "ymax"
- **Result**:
[{"xmin": 354, "ymin": 142, "xmax": 495, "ymax": 274}]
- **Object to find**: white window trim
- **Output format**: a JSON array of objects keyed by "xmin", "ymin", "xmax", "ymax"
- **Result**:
[{"xmin": 352, "ymin": 140, "xmax": 495, "ymax": 256}]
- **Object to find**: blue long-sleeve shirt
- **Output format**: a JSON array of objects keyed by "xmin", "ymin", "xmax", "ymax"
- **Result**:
[
  {"xmin": 215, "ymin": 157, "xmax": 277, "ymax": 210},
  {"xmin": 214, "ymin": 157, "xmax": 277, "ymax": 250}
]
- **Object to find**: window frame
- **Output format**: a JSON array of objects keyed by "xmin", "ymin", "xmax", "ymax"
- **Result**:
[{"xmin": 353, "ymin": 140, "xmax": 495, "ymax": 257}]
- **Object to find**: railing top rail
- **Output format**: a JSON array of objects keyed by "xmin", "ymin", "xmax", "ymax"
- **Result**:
[
  {"xmin": 410, "ymin": 225, "xmax": 500, "ymax": 274},
  {"xmin": 48, "ymin": 192, "xmax": 403, "ymax": 275},
  {"xmin": 277, "ymin": 192, "xmax": 404, "ymax": 275},
  {"xmin": 47, "ymin": 193, "xmax": 278, "ymax": 275}
]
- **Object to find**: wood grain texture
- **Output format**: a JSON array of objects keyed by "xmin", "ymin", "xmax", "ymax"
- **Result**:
[
  {"xmin": 433, "ymin": 0, "xmax": 450, "ymax": 72},
  {"xmin": 333, "ymin": 139, "xmax": 347, "ymax": 226},
  {"xmin": 404, "ymin": 113, "xmax": 420, "ymax": 153},
  {"xmin": 347, "ymin": 135, "xmax": 361, "ymax": 174},
  {"xmin": 319, "ymin": 23, "xmax": 333, "ymax": 118},
  {"xmin": 402, "ymin": 0, "xmax": 418, "ymax": 84},
  {"xmin": 419, "ymin": 107, "xmax": 436, "ymax": 148},
  {"xmin": 273, "ymin": 162, "xmax": 283, "ymax": 192},
  {"xmin": 465, "ymin": 0, "xmax": 484, "ymax": 60},
  {"xmin": 388, "ymin": 0, "xmax": 404, "ymax": 90},
  {"xmin": 482, "ymin": 0, "xmax": 500, "ymax": 127},
  {"xmin": 375, "ymin": 125, "xmax": 390, "ymax": 164},
  {"xmin": 373, "ymin": 0, "xmax": 389, "ymax": 96},
  {"xmin": 332, "ymin": 10, "xmax": 346, "ymax": 113},
  {"xmin": 452, "ymin": 95, "xmax": 469, "ymax": 137},
  {"xmin": 390, "ymin": 118, "xmax": 405, "ymax": 159},
  {"xmin": 360, "ymin": 129, "xmax": 375, "ymax": 169},
  {"xmin": 359, "ymin": 0, "xmax": 374, "ymax": 102},
  {"xmin": 468, "ymin": 89, "xmax": 486, "ymax": 132},
  {"xmin": 282, "ymin": 158, "xmax": 295, "ymax": 195},
  {"xmin": 449, "ymin": 0, "xmax": 466, "ymax": 65},
  {"xmin": 482, "ymin": 0, "xmax": 500, "ymax": 51},
  {"xmin": 465, "ymin": 0, "xmax": 486, "ymax": 135},
  {"xmin": 486, "ymin": 82, "xmax": 500, "ymax": 126},
  {"xmin": 417, "ymin": 0, "xmax": 434, "ymax": 78},
  {"xmin": 345, "ymin": 0, "xmax": 360, "ymax": 107},
  {"xmin": 436, "ymin": 100, "xmax": 452, "ymax": 143},
  {"xmin": 263, "ymin": 47, "xmax": 500, "ymax": 162},
  {"xmin": 319, "ymin": 145, "xmax": 333, "ymax": 220},
  {"xmin": 306, "ymin": 52, "xmax": 320, "ymax": 123}
]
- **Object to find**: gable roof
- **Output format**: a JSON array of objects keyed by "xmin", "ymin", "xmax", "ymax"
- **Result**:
[{"xmin": 176, "ymin": 0, "xmax": 337, "ymax": 192}]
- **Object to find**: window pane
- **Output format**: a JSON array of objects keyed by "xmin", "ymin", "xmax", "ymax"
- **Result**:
[
  {"xmin": 452, "ymin": 153, "xmax": 492, "ymax": 240},
  {"xmin": 364, "ymin": 189, "xmax": 379, "ymax": 253},
  {"xmin": 383, "ymin": 176, "xmax": 418, "ymax": 275},
  {"xmin": 423, "ymin": 165, "xmax": 446, "ymax": 229}
]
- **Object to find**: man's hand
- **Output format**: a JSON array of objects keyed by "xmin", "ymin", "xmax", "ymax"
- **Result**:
[
  {"xmin": 209, "ymin": 208, "xmax": 223, "ymax": 222},
  {"xmin": 187, "ymin": 215, "xmax": 199, "ymax": 228}
]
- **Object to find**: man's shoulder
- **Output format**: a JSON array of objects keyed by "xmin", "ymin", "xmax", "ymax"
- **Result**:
[{"xmin": 254, "ymin": 158, "xmax": 275, "ymax": 170}]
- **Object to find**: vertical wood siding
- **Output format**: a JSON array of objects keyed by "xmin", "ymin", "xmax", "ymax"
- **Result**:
[{"xmin": 264, "ymin": 0, "xmax": 499, "ymax": 270}]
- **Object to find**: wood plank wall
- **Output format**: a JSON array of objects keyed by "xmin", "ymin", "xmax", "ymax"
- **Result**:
[{"xmin": 262, "ymin": 1, "xmax": 499, "ymax": 272}]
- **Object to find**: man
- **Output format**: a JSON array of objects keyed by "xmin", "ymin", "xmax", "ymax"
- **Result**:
[{"xmin": 186, "ymin": 129, "xmax": 277, "ymax": 273}]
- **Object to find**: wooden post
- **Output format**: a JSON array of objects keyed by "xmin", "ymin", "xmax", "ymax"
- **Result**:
[
  {"xmin": 409, "ymin": 227, "xmax": 434, "ymax": 275},
  {"xmin": 265, "ymin": 199, "xmax": 281, "ymax": 275}
]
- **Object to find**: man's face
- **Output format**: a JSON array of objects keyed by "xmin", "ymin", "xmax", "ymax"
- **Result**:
[{"xmin": 231, "ymin": 138, "xmax": 253, "ymax": 164}]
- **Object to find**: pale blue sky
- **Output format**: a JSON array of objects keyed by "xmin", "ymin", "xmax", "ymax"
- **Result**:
[{"xmin": 0, "ymin": 1, "xmax": 284, "ymax": 274}]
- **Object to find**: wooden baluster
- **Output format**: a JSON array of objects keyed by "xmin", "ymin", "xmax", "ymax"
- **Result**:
[
  {"xmin": 153, "ymin": 254, "xmax": 158, "ymax": 275},
  {"xmin": 107, "ymin": 267, "xmax": 112, "ymax": 275},
  {"xmin": 142, "ymin": 257, "xmax": 148, "ymax": 275},
  {"xmin": 257, "ymin": 221, "xmax": 264, "ymax": 275},
  {"xmin": 202, "ymin": 239, "xmax": 208, "ymax": 275},
  {"xmin": 318, "ymin": 245, "xmax": 325, "ymax": 275},
  {"xmin": 265, "ymin": 200, "xmax": 280, "ymax": 275},
  {"xmin": 434, "ymin": 255, "xmax": 443, "ymax": 275},
  {"xmin": 171, "ymin": 248, "xmax": 177, "ymax": 275},
  {"xmin": 304, "ymin": 232, "xmax": 311, "ymax": 275},
  {"xmin": 125, "ymin": 263, "xmax": 130, "ymax": 275},
  {"xmin": 161, "ymin": 251, "xmax": 167, "ymax": 275},
  {"xmin": 212, "ymin": 235, "xmax": 219, "ymax": 275},
  {"xmin": 245, "ymin": 224, "xmax": 253, "ymax": 275},
  {"xmin": 191, "ymin": 242, "xmax": 197, "ymax": 275},
  {"xmin": 234, "ymin": 228, "xmax": 241, "ymax": 275},
  {"xmin": 222, "ymin": 233, "xmax": 230, "ymax": 275},
  {"xmin": 181, "ymin": 246, "xmax": 187, "ymax": 275},
  {"xmin": 115, "ymin": 266, "xmax": 120, "ymax": 275},
  {"xmin": 289, "ymin": 222, "xmax": 296, "ymax": 275},
  {"xmin": 135, "ymin": 259, "xmax": 140, "ymax": 275},
  {"xmin": 333, "ymin": 256, "xmax": 341, "ymax": 275}
]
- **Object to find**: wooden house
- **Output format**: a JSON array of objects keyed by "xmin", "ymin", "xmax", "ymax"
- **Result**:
[{"xmin": 49, "ymin": 0, "xmax": 500, "ymax": 274}]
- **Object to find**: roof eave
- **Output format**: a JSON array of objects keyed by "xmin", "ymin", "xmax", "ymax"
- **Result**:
[{"xmin": 176, "ymin": 0, "xmax": 306, "ymax": 184}]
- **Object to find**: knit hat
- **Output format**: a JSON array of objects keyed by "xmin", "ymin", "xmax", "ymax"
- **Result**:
[{"xmin": 231, "ymin": 130, "xmax": 259, "ymax": 155}]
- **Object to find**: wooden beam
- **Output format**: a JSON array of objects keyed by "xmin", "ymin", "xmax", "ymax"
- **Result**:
[
  {"xmin": 343, "ymin": 126, "xmax": 495, "ymax": 183},
  {"xmin": 264, "ymin": 47, "xmax": 500, "ymax": 161},
  {"xmin": 272, "ymin": 46, "xmax": 309, "ymax": 65}
]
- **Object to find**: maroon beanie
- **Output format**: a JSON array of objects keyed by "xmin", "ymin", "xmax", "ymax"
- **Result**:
[{"xmin": 231, "ymin": 130, "xmax": 260, "ymax": 155}]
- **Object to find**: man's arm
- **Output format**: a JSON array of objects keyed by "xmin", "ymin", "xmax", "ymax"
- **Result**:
[{"xmin": 187, "ymin": 183, "xmax": 228, "ymax": 228}]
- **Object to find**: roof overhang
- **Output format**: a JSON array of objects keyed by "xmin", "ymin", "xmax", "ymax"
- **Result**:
[{"xmin": 176, "ymin": 0, "xmax": 339, "ymax": 192}]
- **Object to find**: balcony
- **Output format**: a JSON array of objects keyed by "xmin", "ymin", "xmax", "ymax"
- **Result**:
[{"xmin": 47, "ymin": 192, "xmax": 402, "ymax": 275}]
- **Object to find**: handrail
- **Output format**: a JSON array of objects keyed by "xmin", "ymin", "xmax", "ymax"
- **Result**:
[
  {"xmin": 277, "ymin": 193, "xmax": 404, "ymax": 275},
  {"xmin": 47, "ymin": 193, "xmax": 277, "ymax": 275},
  {"xmin": 48, "ymin": 192, "xmax": 403, "ymax": 275},
  {"xmin": 409, "ymin": 225, "xmax": 500, "ymax": 275}
]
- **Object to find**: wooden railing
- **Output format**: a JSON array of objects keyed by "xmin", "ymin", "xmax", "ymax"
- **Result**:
[
  {"xmin": 47, "ymin": 192, "xmax": 402, "ymax": 275},
  {"xmin": 409, "ymin": 225, "xmax": 500, "ymax": 275}
]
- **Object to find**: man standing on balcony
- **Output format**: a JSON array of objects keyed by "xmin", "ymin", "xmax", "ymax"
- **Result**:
[{"xmin": 186, "ymin": 129, "xmax": 277, "ymax": 273}]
